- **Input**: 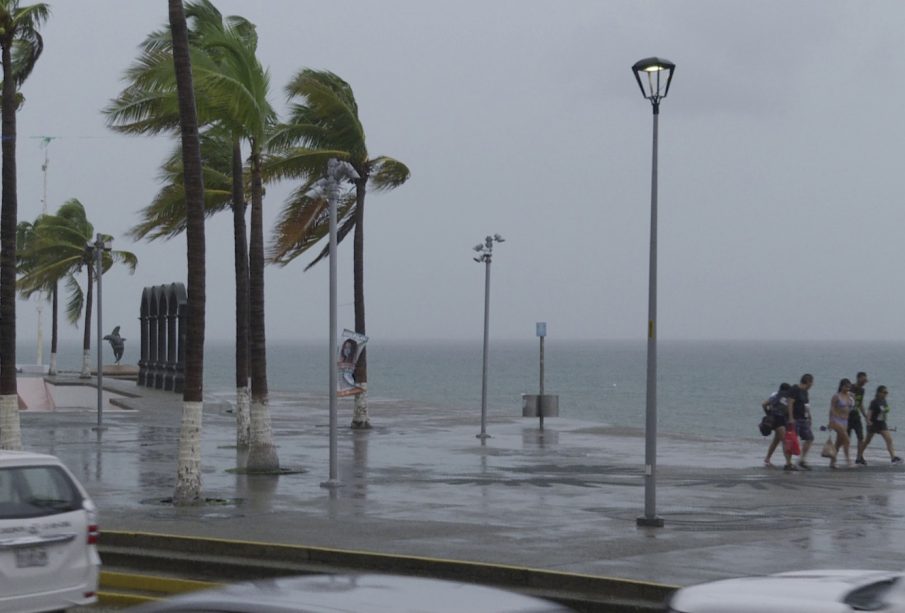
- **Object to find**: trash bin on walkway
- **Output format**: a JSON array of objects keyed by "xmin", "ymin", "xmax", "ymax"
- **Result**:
[{"xmin": 521, "ymin": 394, "xmax": 559, "ymax": 417}]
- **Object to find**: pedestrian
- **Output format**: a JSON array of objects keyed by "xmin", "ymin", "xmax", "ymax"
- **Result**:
[
  {"xmin": 861, "ymin": 385, "xmax": 903, "ymax": 465},
  {"xmin": 850, "ymin": 371, "xmax": 869, "ymax": 465},
  {"xmin": 827, "ymin": 378, "xmax": 853, "ymax": 469},
  {"xmin": 786, "ymin": 374, "xmax": 815, "ymax": 471},
  {"xmin": 762, "ymin": 382, "xmax": 791, "ymax": 468}
]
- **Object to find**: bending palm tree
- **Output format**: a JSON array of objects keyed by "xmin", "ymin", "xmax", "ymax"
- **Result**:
[
  {"xmin": 17, "ymin": 200, "xmax": 137, "ymax": 377},
  {"xmin": 106, "ymin": 2, "xmax": 274, "ymax": 461},
  {"xmin": 267, "ymin": 69, "xmax": 410, "ymax": 428},
  {"xmin": 16, "ymin": 216, "xmax": 61, "ymax": 375},
  {"xmin": 0, "ymin": 0, "xmax": 49, "ymax": 450},
  {"xmin": 168, "ymin": 0, "xmax": 207, "ymax": 504}
]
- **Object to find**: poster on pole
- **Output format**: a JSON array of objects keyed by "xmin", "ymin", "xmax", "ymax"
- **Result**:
[{"xmin": 337, "ymin": 329, "xmax": 368, "ymax": 397}]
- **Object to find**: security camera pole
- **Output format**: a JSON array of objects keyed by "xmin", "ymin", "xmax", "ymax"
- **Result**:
[
  {"xmin": 473, "ymin": 234, "xmax": 504, "ymax": 440},
  {"xmin": 90, "ymin": 233, "xmax": 112, "ymax": 432},
  {"xmin": 322, "ymin": 158, "xmax": 359, "ymax": 489}
]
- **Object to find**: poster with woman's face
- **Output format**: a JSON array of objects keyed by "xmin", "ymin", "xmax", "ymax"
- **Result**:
[{"xmin": 337, "ymin": 329, "xmax": 368, "ymax": 397}]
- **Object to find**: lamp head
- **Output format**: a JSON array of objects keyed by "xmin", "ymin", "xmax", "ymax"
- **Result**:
[
  {"xmin": 493, "ymin": 234, "xmax": 505, "ymax": 243},
  {"xmin": 632, "ymin": 57, "xmax": 675, "ymax": 109},
  {"xmin": 473, "ymin": 244, "xmax": 484, "ymax": 252}
]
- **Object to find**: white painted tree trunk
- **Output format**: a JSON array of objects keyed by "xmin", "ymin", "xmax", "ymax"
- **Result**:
[
  {"xmin": 0, "ymin": 395, "xmax": 22, "ymax": 450},
  {"xmin": 235, "ymin": 386, "xmax": 250, "ymax": 448},
  {"xmin": 247, "ymin": 396, "xmax": 279, "ymax": 471},
  {"xmin": 80, "ymin": 349, "xmax": 91, "ymax": 378},
  {"xmin": 352, "ymin": 384, "xmax": 370, "ymax": 428},
  {"xmin": 48, "ymin": 352, "xmax": 57, "ymax": 376},
  {"xmin": 173, "ymin": 400, "xmax": 203, "ymax": 504}
]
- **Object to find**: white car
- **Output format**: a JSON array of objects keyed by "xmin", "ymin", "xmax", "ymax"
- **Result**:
[
  {"xmin": 0, "ymin": 450, "xmax": 100, "ymax": 613},
  {"xmin": 131, "ymin": 573, "xmax": 574, "ymax": 612},
  {"xmin": 668, "ymin": 569, "xmax": 905, "ymax": 612}
]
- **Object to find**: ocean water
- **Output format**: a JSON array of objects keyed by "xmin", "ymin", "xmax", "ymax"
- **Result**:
[{"xmin": 17, "ymin": 339, "xmax": 905, "ymax": 441}]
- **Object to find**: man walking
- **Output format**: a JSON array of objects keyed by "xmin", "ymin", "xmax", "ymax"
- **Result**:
[
  {"xmin": 787, "ymin": 374, "xmax": 815, "ymax": 470},
  {"xmin": 851, "ymin": 371, "xmax": 869, "ymax": 465}
]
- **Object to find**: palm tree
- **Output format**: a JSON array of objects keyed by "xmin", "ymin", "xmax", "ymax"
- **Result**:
[
  {"xmin": 124, "ymin": 127, "xmax": 253, "ymax": 448},
  {"xmin": 168, "ymin": 0, "xmax": 207, "ymax": 504},
  {"xmin": 106, "ymin": 2, "xmax": 276, "ymax": 463},
  {"xmin": 16, "ymin": 216, "xmax": 59, "ymax": 375},
  {"xmin": 17, "ymin": 200, "xmax": 137, "ymax": 377},
  {"xmin": 0, "ymin": 0, "xmax": 49, "ymax": 450},
  {"xmin": 267, "ymin": 69, "xmax": 410, "ymax": 428}
]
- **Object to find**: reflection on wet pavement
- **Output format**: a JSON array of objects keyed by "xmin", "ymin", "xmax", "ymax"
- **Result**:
[{"xmin": 17, "ymin": 377, "xmax": 905, "ymax": 586}]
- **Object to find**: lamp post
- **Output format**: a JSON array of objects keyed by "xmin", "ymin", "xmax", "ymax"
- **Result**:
[
  {"xmin": 473, "ymin": 234, "xmax": 504, "ymax": 440},
  {"xmin": 90, "ymin": 233, "xmax": 112, "ymax": 432},
  {"xmin": 632, "ymin": 56, "xmax": 675, "ymax": 528},
  {"xmin": 321, "ymin": 158, "xmax": 359, "ymax": 490}
]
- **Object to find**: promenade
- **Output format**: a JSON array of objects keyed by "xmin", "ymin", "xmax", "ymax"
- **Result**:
[{"xmin": 18, "ymin": 374, "xmax": 905, "ymax": 588}]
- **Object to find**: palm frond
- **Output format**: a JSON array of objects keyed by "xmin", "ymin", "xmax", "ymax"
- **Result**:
[
  {"xmin": 261, "ymin": 148, "xmax": 347, "ymax": 182},
  {"xmin": 64, "ymin": 275, "xmax": 83, "ymax": 326},
  {"xmin": 368, "ymin": 156, "xmax": 411, "ymax": 192},
  {"xmin": 304, "ymin": 210, "xmax": 357, "ymax": 271}
]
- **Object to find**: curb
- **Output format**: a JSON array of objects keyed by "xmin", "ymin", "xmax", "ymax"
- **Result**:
[{"xmin": 100, "ymin": 530, "xmax": 677, "ymax": 611}]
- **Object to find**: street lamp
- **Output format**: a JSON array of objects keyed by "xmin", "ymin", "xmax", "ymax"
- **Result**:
[
  {"xmin": 320, "ymin": 158, "xmax": 359, "ymax": 490},
  {"xmin": 632, "ymin": 56, "xmax": 675, "ymax": 528},
  {"xmin": 89, "ymin": 233, "xmax": 112, "ymax": 432},
  {"xmin": 473, "ymin": 234, "xmax": 504, "ymax": 440}
]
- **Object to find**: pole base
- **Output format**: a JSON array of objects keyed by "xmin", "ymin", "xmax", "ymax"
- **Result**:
[
  {"xmin": 319, "ymin": 479, "xmax": 343, "ymax": 490},
  {"xmin": 636, "ymin": 516, "xmax": 665, "ymax": 528},
  {"xmin": 475, "ymin": 432, "xmax": 492, "ymax": 440}
]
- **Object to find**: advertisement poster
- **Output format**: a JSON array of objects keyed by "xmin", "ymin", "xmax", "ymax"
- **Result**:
[{"xmin": 337, "ymin": 329, "xmax": 368, "ymax": 397}]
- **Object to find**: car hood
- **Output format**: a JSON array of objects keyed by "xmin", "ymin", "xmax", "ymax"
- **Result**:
[{"xmin": 669, "ymin": 570, "xmax": 905, "ymax": 613}]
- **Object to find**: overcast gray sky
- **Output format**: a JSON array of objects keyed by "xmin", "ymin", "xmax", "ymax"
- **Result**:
[{"xmin": 11, "ymin": 1, "xmax": 905, "ymax": 347}]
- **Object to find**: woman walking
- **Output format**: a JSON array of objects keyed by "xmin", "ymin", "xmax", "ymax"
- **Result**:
[
  {"xmin": 762, "ymin": 382, "xmax": 791, "ymax": 468},
  {"xmin": 862, "ymin": 386, "xmax": 904, "ymax": 465},
  {"xmin": 827, "ymin": 378, "xmax": 853, "ymax": 468}
]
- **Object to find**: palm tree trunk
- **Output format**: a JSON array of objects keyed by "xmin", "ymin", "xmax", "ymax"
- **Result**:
[
  {"xmin": 247, "ymin": 146, "xmax": 278, "ymax": 471},
  {"xmin": 80, "ymin": 264, "xmax": 94, "ymax": 378},
  {"xmin": 170, "ymin": 0, "xmax": 207, "ymax": 505},
  {"xmin": 231, "ymin": 140, "xmax": 250, "ymax": 448},
  {"xmin": 0, "ymin": 36, "xmax": 21, "ymax": 450},
  {"xmin": 49, "ymin": 282, "xmax": 58, "ymax": 375},
  {"xmin": 351, "ymin": 178, "xmax": 370, "ymax": 428}
]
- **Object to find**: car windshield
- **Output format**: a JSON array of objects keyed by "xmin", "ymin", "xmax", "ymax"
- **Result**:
[{"xmin": 0, "ymin": 465, "xmax": 83, "ymax": 519}]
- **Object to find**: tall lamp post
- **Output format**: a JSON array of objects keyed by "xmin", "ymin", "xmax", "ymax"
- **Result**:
[
  {"xmin": 473, "ymin": 234, "xmax": 504, "ymax": 440},
  {"xmin": 632, "ymin": 56, "xmax": 675, "ymax": 528},
  {"xmin": 89, "ymin": 233, "xmax": 112, "ymax": 432}
]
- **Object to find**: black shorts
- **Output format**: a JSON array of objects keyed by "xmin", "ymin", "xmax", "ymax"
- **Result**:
[
  {"xmin": 795, "ymin": 419, "xmax": 814, "ymax": 442},
  {"xmin": 847, "ymin": 411, "xmax": 864, "ymax": 439},
  {"xmin": 869, "ymin": 420, "xmax": 888, "ymax": 434},
  {"xmin": 770, "ymin": 411, "xmax": 787, "ymax": 430}
]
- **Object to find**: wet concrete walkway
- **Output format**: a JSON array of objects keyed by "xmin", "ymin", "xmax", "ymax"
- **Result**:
[{"xmin": 19, "ymin": 376, "xmax": 905, "ymax": 587}]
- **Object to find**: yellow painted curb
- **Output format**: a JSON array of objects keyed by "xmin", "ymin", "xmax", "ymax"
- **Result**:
[
  {"xmin": 98, "ymin": 591, "xmax": 156, "ymax": 607},
  {"xmin": 103, "ymin": 529, "xmax": 678, "ymax": 591},
  {"xmin": 101, "ymin": 570, "xmax": 219, "ymax": 594}
]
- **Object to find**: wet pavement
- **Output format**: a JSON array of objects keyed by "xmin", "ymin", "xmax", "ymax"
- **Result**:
[{"xmin": 19, "ymin": 375, "xmax": 905, "ymax": 587}]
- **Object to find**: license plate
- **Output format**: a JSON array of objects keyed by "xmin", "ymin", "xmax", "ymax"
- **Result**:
[{"xmin": 15, "ymin": 547, "xmax": 47, "ymax": 568}]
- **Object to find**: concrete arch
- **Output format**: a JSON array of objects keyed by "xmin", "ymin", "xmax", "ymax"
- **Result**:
[{"xmin": 138, "ymin": 282, "xmax": 187, "ymax": 392}]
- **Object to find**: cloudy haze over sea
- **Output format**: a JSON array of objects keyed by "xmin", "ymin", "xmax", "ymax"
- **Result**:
[{"xmin": 10, "ymin": 1, "xmax": 905, "ymax": 351}]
